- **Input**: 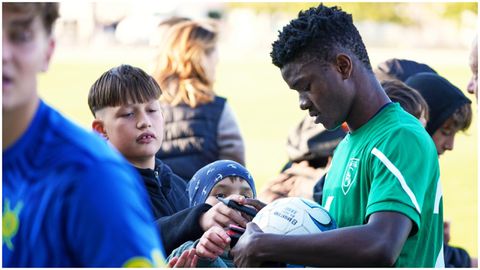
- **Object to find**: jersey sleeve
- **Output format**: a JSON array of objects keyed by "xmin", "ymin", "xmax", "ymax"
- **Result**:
[
  {"xmin": 365, "ymin": 128, "xmax": 439, "ymax": 235},
  {"xmin": 64, "ymin": 160, "xmax": 166, "ymax": 267}
]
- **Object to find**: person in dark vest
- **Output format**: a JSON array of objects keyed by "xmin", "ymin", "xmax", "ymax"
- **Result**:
[{"xmin": 152, "ymin": 19, "xmax": 245, "ymax": 181}]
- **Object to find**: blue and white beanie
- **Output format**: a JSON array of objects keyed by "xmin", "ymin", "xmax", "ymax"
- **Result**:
[{"xmin": 187, "ymin": 160, "xmax": 256, "ymax": 207}]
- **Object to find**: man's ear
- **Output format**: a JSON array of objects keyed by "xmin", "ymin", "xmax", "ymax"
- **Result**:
[
  {"xmin": 41, "ymin": 37, "xmax": 56, "ymax": 72},
  {"xmin": 335, "ymin": 54, "xmax": 353, "ymax": 80},
  {"xmin": 92, "ymin": 119, "xmax": 108, "ymax": 140}
]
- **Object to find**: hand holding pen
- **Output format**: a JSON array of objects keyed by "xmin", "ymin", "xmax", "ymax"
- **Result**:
[{"xmin": 216, "ymin": 196, "xmax": 258, "ymax": 217}]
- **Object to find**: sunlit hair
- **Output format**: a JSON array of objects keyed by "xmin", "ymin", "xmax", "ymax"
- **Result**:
[
  {"xmin": 450, "ymin": 103, "xmax": 472, "ymax": 132},
  {"xmin": 152, "ymin": 20, "xmax": 218, "ymax": 108},
  {"xmin": 88, "ymin": 64, "xmax": 161, "ymax": 116},
  {"xmin": 3, "ymin": 2, "xmax": 59, "ymax": 35},
  {"xmin": 381, "ymin": 79, "xmax": 429, "ymax": 123}
]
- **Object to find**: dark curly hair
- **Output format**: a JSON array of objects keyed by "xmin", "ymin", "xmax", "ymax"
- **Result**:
[{"xmin": 271, "ymin": 4, "xmax": 372, "ymax": 71}]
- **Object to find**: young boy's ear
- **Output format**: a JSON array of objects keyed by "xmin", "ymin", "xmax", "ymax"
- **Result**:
[
  {"xmin": 41, "ymin": 37, "xmax": 56, "ymax": 72},
  {"xmin": 92, "ymin": 119, "xmax": 108, "ymax": 140}
]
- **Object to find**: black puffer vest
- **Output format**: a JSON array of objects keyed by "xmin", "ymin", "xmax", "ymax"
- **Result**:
[{"xmin": 156, "ymin": 96, "xmax": 226, "ymax": 181}]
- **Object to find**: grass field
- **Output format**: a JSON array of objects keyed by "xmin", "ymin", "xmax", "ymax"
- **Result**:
[{"xmin": 38, "ymin": 45, "xmax": 477, "ymax": 256}]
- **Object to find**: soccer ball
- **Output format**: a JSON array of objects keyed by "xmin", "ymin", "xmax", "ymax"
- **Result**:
[{"xmin": 252, "ymin": 197, "xmax": 336, "ymax": 235}]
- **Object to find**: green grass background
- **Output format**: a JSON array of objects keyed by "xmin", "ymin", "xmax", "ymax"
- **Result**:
[{"xmin": 38, "ymin": 46, "xmax": 477, "ymax": 256}]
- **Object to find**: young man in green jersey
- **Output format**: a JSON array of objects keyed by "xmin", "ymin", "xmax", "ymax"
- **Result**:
[{"xmin": 231, "ymin": 4, "xmax": 444, "ymax": 267}]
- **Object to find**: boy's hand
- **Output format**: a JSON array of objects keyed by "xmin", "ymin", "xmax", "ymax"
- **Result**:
[
  {"xmin": 200, "ymin": 194, "xmax": 249, "ymax": 230},
  {"xmin": 196, "ymin": 226, "xmax": 231, "ymax": 259},
  {"xmin": 168, "ymin": 248, "xmax": 198, "ymax": 268}
]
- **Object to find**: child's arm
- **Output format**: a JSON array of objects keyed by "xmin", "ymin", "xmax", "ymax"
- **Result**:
[{"xmin": 196, "ymin": 226, "xmax": 231, "ymax": 259}]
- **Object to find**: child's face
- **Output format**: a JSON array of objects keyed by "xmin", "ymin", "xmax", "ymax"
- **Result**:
[
  {"xmin": 205, "ymin": 177, "xmax": 254, "ymax": 206},
  {"xmin": 431, "ymin": 118, "xmax": 460, "ymax": 156},
  {"xmin": 95, "ymin": 100, "xmax": 164, "ymax": 166},
  {"xmin": 2, "ymin": 8, "xmax": 55, "ymax": 112}
]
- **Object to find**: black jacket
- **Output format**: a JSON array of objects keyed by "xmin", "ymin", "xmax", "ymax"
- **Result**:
[
  {"xmin": 444, "ymin": 244, "xmax": 471, "ymax": 267},
  {"xmin": 136, "ymin": 159, "xmax": 212, "ymax": 255}
]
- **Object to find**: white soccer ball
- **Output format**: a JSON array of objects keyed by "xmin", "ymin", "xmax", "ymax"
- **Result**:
[{"xmin": 252, "ymin": 197, "xmax": 336, "ymax": 235}]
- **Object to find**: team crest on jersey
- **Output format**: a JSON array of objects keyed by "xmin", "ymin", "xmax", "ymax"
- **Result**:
[
  {"xmin": 342, "ymin": 158, "xmax": 359, "ymax": 195},
  {"xmin": 3, "ymin": 198, "xmax": 23, "ymax": 251}
]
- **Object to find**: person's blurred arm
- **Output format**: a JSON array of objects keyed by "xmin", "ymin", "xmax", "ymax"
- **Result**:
[{"xmin": 217, "ymin": 102, "xmax": 245, "ymax": 164}]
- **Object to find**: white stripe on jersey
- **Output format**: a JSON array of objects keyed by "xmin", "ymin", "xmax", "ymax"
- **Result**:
[
  {"xmin": 433, "ymin": 177, "xmax": 442, "ymax": 214},
  {"xmin": 324, "ymin": 196, "xmax": 334, "ymax": 212},
  {"xmin": 371, "ymin": 147, "xmax": 421, "ymax": 214},
  {"xmin": 435, "ymin": 243, "xmax": 445, "ymax": 267}
]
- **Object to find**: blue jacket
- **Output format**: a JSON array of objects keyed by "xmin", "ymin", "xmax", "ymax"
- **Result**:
[{"xmin": 3, "ymin": 100, "xmax": 164, "ymax": 266}]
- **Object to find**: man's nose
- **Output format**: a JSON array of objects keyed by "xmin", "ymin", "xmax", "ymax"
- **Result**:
[
  {"xmin": 467, "ymin": 77, "xmax": 476, "ymax": 94},
  {"xmin": 299, "ymin": 93, "xmax": 311, "ymax": 111},
  {"xmin": 2, "ymin": 38, "xmax": 12, "ymax": 64},
  {"xmin": 444, "ymin": 136, "xmax": 455, "ymax": 152}
]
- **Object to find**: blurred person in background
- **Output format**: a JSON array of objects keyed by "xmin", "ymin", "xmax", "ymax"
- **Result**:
[
  {"xmin": 152, "ymin": 19, "xmax": 245, "ymax": 181},
  {"xmin": 375, "ymin": 59, "xmax": 472, "ymax": 156},
  {"xmin": 467, "ymin": 36, "xmax": 477, "ymax": 99},
  {"xmin": 150, "ymin": 16, "xmax": 190, "ymax": 47},
  {"xmin": 406, "ymin": 73, "xmax": 471, "ymax": 156},
  {"xmin": 376, "ymin": 59, "xmax": 476, "ymax": 267},
  {"xmin": 405, "ymin": 73, "xmax": 474, "ymax": 268},
  {"xmin": 258, "ymin": 117, "xmax": 346, "ymax": 203},
  {"xmin": 2, "ymin": 3, "xmax": 166, "ymax": 267}
]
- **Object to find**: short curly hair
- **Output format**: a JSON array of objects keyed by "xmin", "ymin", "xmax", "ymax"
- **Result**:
[{"xmin": 271, "ymin": 4, "xmax": 372, "ymax": 71}]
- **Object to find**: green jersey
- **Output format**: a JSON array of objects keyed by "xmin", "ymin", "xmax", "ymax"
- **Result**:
[{"xmin": 322, "ymin": 103, "xmax": 444, "ymax": 267}]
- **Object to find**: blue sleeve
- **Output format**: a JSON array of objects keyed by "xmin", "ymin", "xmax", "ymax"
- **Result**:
[{"xmin": 64, "ymin": 161, "xmax": 166, "ymax": 267}]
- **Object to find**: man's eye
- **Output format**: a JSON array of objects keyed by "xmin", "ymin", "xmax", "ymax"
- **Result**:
[
  {"xmin": 10, "ymin": 30, "xmax": 33, "ymax": 43},
  {"xmin": 215, "ymin": 194, "xmax": 226, "ymax": 198},
  {"xmin": 441, "ymin": 129, "xmax": 453, "ymax": 136},
  {"xmin": 303, "ymin": 84, "xmax": 311, "ymax": 92}
]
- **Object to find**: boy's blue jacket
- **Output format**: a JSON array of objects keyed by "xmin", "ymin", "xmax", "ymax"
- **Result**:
[{"xmin": 136, "ymin": 158, "xmax": 211, "ymax": 255}]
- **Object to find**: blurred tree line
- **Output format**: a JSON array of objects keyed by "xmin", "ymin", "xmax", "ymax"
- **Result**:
[{"xmin": 227, "ymin": 2, "xmax": 477, "ymax": 25}]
